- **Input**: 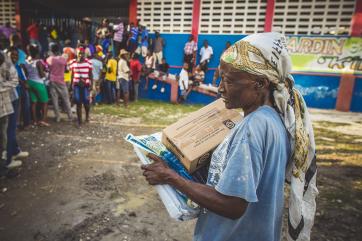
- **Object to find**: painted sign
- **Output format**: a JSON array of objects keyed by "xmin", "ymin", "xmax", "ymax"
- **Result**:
[{"xmin": 287, "ymin": 36, "xmax": 362, "ymax": 75}]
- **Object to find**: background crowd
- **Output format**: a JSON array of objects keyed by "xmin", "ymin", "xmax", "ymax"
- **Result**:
[{"xmin": 0, "ymin": 17, "xmax": 230, "ymax": 170}]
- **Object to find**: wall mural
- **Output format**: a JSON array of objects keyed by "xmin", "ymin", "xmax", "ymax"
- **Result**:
[{"xmin": 287, "ymin": 36, "xmax": 362, "ymax": 75}]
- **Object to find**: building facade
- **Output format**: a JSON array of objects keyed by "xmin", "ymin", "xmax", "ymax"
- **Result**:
[{"xmin": 1, "ymin": 0, "xmax": 361, "ymax": 111}]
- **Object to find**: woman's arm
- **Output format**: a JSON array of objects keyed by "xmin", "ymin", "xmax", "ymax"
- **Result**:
[
  {"xmin": 142, "ymin": 153, "xmax": 248, "ymax": 220},
  {"xmin": 36, "ymin": 61, "xmax": 46, "ymax": 78}
]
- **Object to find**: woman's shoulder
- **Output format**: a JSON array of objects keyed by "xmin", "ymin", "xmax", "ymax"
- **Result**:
[{"xmin": 238, "ymin": 106, "xmax": 281, "ymax": 135}]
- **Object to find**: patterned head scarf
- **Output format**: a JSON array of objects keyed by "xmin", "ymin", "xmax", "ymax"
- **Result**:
[{"xmin": 221, "ymin": 33, "xmax": 318, "ymax": 241}]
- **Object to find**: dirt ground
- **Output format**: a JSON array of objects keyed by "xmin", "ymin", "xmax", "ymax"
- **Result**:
[{"xmin": 0, "ymin": 108, "xmax": 361, "ymax": 241}]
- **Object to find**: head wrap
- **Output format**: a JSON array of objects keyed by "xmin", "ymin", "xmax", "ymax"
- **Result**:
[{"xmin": 221, "ymin": 32, "xmax": 318, "ymax": 241}]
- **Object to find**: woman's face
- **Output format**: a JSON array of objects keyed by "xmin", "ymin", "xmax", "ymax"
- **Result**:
[{"xmin": 218, "ymin": 61, "xmax": 259, "ymax": 110}]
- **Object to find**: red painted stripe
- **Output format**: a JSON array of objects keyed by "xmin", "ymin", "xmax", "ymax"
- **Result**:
[
  {"xmin": 129, "ymin": 0, "xmax": 138, "ymax": 25},
  {"xmin": 264, "ymin": 0, "xmax": 275, "ymax": 32},
  {"xmin": 350, "ymin": 0, "xmax": 362, "ymax": 36},
  {"xmin": 15, "ymin": 0, "xmax": 21, "ymax": 31},
  {"xmin": 336, "ymin": 74, "xmax": 356, "ymax": 112},
  {"xmin": 192, "ymin": 0, "xmax": 201, "ymax": 42}
]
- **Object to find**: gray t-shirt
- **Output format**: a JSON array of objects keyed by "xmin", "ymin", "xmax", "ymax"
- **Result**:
[
  {"xmin": 154, "ymin": 37, "xmax": 165, "ymax": 53},
  {"xmin": 193, "ymin": 106, "xmax": 290, "ymax": 241}
]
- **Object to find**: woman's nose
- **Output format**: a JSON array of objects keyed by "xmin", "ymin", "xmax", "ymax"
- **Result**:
[{"xmin": 218, "ymin": 79, "xmax": 225, "ymax": 94}]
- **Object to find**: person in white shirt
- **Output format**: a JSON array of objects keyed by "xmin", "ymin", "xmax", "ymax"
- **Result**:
[
  {"xmin": 199, "ymin": 40, "xmax": 213, "ymax": 73},
  {"xmin": 117, "ymin": 49, "xmax": 130, "ymax": 108},
  {"xmin": 178, "ymin": 62, "xmax": 189, "ymax": 103}
]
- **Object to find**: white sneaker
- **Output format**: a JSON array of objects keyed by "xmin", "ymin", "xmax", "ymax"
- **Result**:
[
  {"xmin": 152, "ymin": 84, "xmax": 157, "ymax": 90},
  {"xmin": 160, "ymin": 87, "xmax": 165, "ymax": 93},
  {"xmin": 6, "ymin": 160, "xmax": 22, "ymax": 169},
  {"xmin": 71, "ymin": 106, "xmax": 76, "ymax": 113},
  {"xmin": 1, "ymin": 151, "xmax": 6, "ymax": 160},
  {"xmin": 13, "ymin": 151, "xmax": 29, "ymax": 159}
]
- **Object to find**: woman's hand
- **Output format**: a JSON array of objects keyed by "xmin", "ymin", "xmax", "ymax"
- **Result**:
[{"xmin": 141, "ymin": 153, "xmax": 177, "ymax": 185}]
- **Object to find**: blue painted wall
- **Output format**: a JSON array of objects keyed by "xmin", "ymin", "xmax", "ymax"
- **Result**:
[
  {"xmin": 138, "ymin": 33, "xmax": 361, "ymax": 112},
  {"xmin": 350, "ymin": 78, "xmax": 362, "ymax": 112},
  {"xmin": 293, "ymin": 74, "xmax": 340, "ymax": 109}
]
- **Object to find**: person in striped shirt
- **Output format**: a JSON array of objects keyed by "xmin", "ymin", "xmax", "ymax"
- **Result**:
[{"xmin": 69, "ymin": 47, "xmax": 93, "ymax": 127}]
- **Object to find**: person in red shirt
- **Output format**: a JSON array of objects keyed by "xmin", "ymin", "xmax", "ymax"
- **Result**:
[
  {"xmin": 129, "ymin": 53, "xmax": 142, "ymax": 101},
  {"xmin": 27, "ymin": 21, "xmax": 41, "ymax": 52}
]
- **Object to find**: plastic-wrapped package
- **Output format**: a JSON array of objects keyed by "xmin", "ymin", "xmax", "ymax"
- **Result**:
[{"xmin": 126, "ymin": 133, "xmax": 200, "ymax": 221}]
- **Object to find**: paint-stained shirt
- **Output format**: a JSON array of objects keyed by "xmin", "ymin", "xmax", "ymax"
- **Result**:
[{"xmin": 193, "ymin": 106, "xmax": 290, "ymax": 241}]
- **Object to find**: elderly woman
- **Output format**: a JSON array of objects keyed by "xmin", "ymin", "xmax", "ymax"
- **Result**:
[{"xmin": 141, "ymin": 33, "xmax": 318, "ymax": 241}]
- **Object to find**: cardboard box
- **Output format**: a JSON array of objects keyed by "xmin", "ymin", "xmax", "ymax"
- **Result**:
[{"xmin": 162, "ymin": 99, "xmax": 242, "ymax": 173}]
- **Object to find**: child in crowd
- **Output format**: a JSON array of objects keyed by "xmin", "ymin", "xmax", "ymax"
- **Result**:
[
  {"xmin": 24, "ymin": 44, "xmax": 50, "ymax": 127},
  {"xmin": 192, "ymin": 65, "xmax": 205, "ymax": 86},
  {"xmin": 178, "ymin": 62, "xmax": 189, "ymax": 103},
  {"xmin": 69, "ymin": 47, "xmax": 93, "ymax": 127},
  {"xmin": 143, "ymin": 50, "xmax": 154, "ymax": 90},
  {"xmin": 129, "ymin": 53, "xmax": 142, "ymax": 101},
  {"xmin": 185, "ymin": 65, "xmax": 205, "ymax": 97},
  {"xmin": 152, "ymin": 57, "xmax": 169, "ymax": 93}
]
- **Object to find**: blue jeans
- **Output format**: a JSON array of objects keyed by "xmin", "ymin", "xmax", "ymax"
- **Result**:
[
  {"xmin": 104, "ymin": 80, "xmax": 116, "ymax": 104},
  {"xmin": 6, "ymin": 99, "xmax": 21, "ymax": 165},
  {"xmin": 20, "ymin": 85, "xmax": 31, "ymax": 127},
  {"xmin": 73, "ymin": 85, "xmax": 90, "ymax": 105}
]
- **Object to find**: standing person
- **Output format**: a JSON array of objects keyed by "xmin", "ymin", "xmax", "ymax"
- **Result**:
[
  {"xmin": 9, "ymin": 34, "xmax": 26, "ymax": 65},
  {"xmin": 104, "ymin": 51, "xmax": 117, "ymax": 104},
  {"xmin": 128, "ymin": 23, "xmax": 139, "ymax": 54},
  {"xmin": 117, "ymin": 49, "xmax": 130, "ymax": 108},
  {"xmin": 6, "ymin": 48, "xmax": 29, "ymax": 168},
  {"xmin": 183, "ymin": 35, "xmax": 198, "ymax": 73},
  {"xmin": 211, "ymin": 41, "xmax": 232, "ymax": 87},
  {"xmin": 46, "ymin": 44, "xmax": 73, "ymax": 122},
  {"xmin": 69, "ymin": 47, "xmax": 93, "ymax": 127},
  {"xmin": 153, "ymin": 31, "xmax": 165, "ymax": 67},
  {"xmin": 113, "ymin": 18, "xmax": 124, "ymax": 58},
  {"xmin": 153, "ymin": 57, "xmax": 169, "ymax": 93},
  {"xmin": 89, "ymin": 54, "xmax": 103, "ymax": 104},
  {"xmin": 141, "ymin": 33, "xmax": 318, "ymax": 241},
  {"xmin": 199, "ymin": 40, "xmax": 213, "ymax": 73},
  {"xmin": 224, "ymin": 41, "xmax": 231, "ymax": 53},
  {"xmin": 9, "ymin": 38, "xmax": 31, "ymax": 128},
  {"xmin": 63, "ymin": 39, "xmax": 76, "ymax": 90},
  {"xmin": 143, "ymin": 50, "xmax": 155, "ymax": 90},
  {"xmin": 26, "ymin": 21, "xmax": 41, "ymax": 49},
  {"xmin": 0, "ymin": 51, "xmax": 22, "ymax": 169},
  {"xmin": 38, "ymin": 23, "xmax": 48, "ymax": 57},
  {"xmin": 129, "ymin": 53, "xmax": 142, "ymax": 101},
  {"xmin": 177, "ymin": 62, "xmax": 189, "ymax": 103},
  {"xmin": 24, "ymin": 45, "xmax": 50, "ymax": 127}
]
